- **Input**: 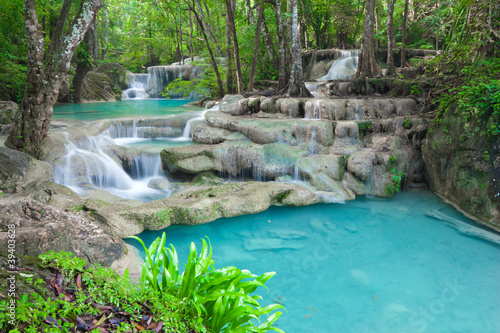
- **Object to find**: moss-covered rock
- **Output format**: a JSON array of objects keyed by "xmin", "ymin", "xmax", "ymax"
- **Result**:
[{"xmin": 423, "ymin": 106, "xmax": 500, "ymax": 229}]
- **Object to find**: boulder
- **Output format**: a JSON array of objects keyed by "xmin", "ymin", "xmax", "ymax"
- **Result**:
[
  {"xmin": 0, "ymin": 101, "xmax": 18, "ymax": 125},
  {"xmin": 80, "ymin": 72, "xmax": 121, "ymax": 102},
  {"xmin": 147, "ymin": 177, "xmax": 171, "ymax": 190},
  {"xmin": 423, "ymin": 106, "xmax": 500, "ymax": 229},
  {"xmin": 0, "ymin": 147, "xmax": 52, "ymax": 193},
  {"xmin": 95, "ymin": 63, "xmax": 132, "ymax": 90},
  {"xmin": 0, "ymin": 200, "xmax": 127, "ymax": 266}
]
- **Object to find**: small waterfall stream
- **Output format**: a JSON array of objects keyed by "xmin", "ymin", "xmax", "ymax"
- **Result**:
[
  {"xmin": 122, "ymin": 62, "xmax": 204, "ymax": 100},
  {"xmin": 316, "ymin": 50, "xmax": 360, "ymax": 81}
]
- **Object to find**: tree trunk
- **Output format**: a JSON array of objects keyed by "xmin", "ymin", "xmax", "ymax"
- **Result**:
[
  {"xmin": 355, "ymin": 0, "xmax": 381, "ymax": 79},
  {"xmin": 195, "ymin": 0, "xmax": 220, "ymax": 54},
  {"xmin": 288, "ymin": 0, "xmax": 311, "ymax": 97},
  {"xmin": 225, "ymin": 4, "xmax": 235, "ymax": 93},
  {"xmin": 386, "ymin": 0, "xmax": 397, "ymax": 76},
  {"xmin": 71, "ymin": 21, "xmax": 97, "ymax": 103},
  {"xmin": 275, "ymin": 0, "xmax": 287, "ymax": 89},
  {"xmin": 247, "ymin": 4, "xmax": 263, "ymax": 92},
  {"xmin": 260, "ymin": 8, "xmax": 275, "ymax": 63},
  {"xmin": 101, "ymin": 8, "xmax": 109, "ymax": 60},
  {"xmin": 226, "ymin": 0, "xmax": 244, "ymax": 94},
  {"xmin": 6, "ymin": 0, "xmax": 103, "ymax": 156},
  {"xmin": 188, "ymin": 0, "xmax": 224, "ymax": 99},
  {"xmin": 401, "ymin": 0, "xmax": 409, "ymax": 67},
  {"xmin": 245, "ymin": 0, "xmax": 255, "ymax": 24}
]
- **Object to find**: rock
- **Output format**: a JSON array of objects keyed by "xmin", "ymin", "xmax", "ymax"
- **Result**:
[
  {"xmin": 219, "ymin": 94, "xmax": 244, "ymax": 115},
  {"xmin": 277, "ymin": 98, "xmax": 301, "ymax": 118},
  {"xmin": 80, "ymin": 72, "xmax": 121, "ymax": 102},
  {"xmin": 205, "ymin": 111, "xmax": 334, "ymax": 146},
  {"xmin": 0, "ymin": 200, "xmax": 126, "ymax": 266},
  {"xmin": 0, "ymin": 101, "xmax": 18, "ymax": 125},
  {"xmin": 423, "ymin": 106, "xmax": 500, "ymax": 229},
  {"xmin": 122, "ymin": 182, "xmax": 321, "ymax": 230},
  {"xmin": 347, "ymin": 150, "xmax": 382, "ymax": 182},
  {"xmin": 95, "ymin": 63, "xmax": 132, "ymax": 90},
  {"xmin": 147, "ymin": 177, "xmax": 170, "ymax": 190},
  {"xmin": 0, "ymin": 147, "xmax": 52, "ymax": 193},
  {"xmin": 192, "ymin": 123, "xmax": 238, "ymax": 144},
  {"xmin": 260, "ymin": 97, "xmax": 278, "ymax": 113},
  {"xmin": 396, "ymin": 67, "xmax": 418, "ymax": 79},
  {"xmin": 304, "ymin": 99, "xmax": 347, "ymax": 120}
]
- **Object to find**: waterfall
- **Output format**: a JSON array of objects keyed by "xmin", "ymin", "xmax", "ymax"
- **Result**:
[
  {"xmin": 122, "ymin": 74, "xmax": 150, "ymax": 99},
  {"xmin": 317, "ymin": 50, "xmax": 360, "ymax": 81},
  {"xmin": 293, "ymin": 165, "xmax": 301, "ymax": 181},
  {"xmin": 122, "ymin": 63, "xmax": 204, "ymax": 100},
  {"xmin": 304, "ymin": 100, "xmax": 322, "ymax": 119},
  {"xmin": 307, "ymin": 127, "xmax": 319, "ymax": 155},
  {"xmin": 354, "ymin": 105, "xmax": 361, "ymax": 121},
  {"xmin": 54, "ymin": 131, "xmax": 171, "ymax": 201}
]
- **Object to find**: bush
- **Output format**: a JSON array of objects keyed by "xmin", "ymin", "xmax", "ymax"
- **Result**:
[{"xmin": 129, "ymin": 233, "xmax": 284, "ymax": 333}]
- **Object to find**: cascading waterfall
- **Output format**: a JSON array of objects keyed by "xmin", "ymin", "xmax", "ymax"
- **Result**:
[
  {"xmin": 54, "ymin": 131, "xmax": 171, "ymax": 201},
  {"xmin": 317, "ymin": 50, "xmax": 360, "ymax": 81},
  {"xmin": 122, "ymin": 63, "xmax": 203, "ymax": 100}
]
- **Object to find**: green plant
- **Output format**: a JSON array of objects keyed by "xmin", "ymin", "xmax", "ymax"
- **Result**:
[
  {"xmin": 129, "ymin": 233, "xmax": 284, "ymax": 333},
  {"xmin": 385, "ymin": 168, "xmax": 406, "ymax": 195},
  {"xmin": 39, "ymin": 251, "xmax": 86, "ymax": 281},
  {"xmin": 403, "ymin": 118, "xmax": 411, "ymax": 129}
]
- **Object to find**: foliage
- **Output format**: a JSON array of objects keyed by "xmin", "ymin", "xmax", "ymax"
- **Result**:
[
  {"xmin": 430, "ymin": 58, "xmax": 500, "ymax": 137},
  {"xmin": 385, "ymin": 168, "xmax": 405, "ymax": 195},
  {"xmin": 129, "ymin": 232, "xmax": 284, "ymax": 333},
  {"xmin": 162, "ymin": 66, "xmax": 221, "ymax": 99},
  {"xmin": 1, "ymin": 250, "xmax": 206, "ymax": 332}
]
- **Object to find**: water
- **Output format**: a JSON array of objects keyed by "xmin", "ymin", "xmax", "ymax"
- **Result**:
[
  {"xmin": 52, "ymin": 100, "xmax": 200, "ymax": 200},
  {"xmin": 126, "ymin": 190, "xmax": 500, "ymax": 333},
  {"xmin": 317, "ymin": 50, "xmax": 360, "ymax": 81},
  {"xmin": 53, "ymin": 99, "xmax": 201, "ymax": 121}
]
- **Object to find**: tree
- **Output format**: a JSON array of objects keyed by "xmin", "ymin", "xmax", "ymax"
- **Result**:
[
  {"xmin": 386, "ymin": 0, "xmax": 397, "ymax": 76},
  {"xmin": 400, "ymin": 0, "xmax": 409, "ymax": 67},
  {"xmin": 247, "ymin": 4, "xmax": 263, "ymax": 92},
  {"xmin": 356, "ymin": 0, "xmax": 381, "ymax": 78},
  {"xmin": 275, "ymin": 0, "xmax": 288, "ymax": 90},
  {"xmin": 225, "ymin": 0, "xmax": 244, "ymax": 94},
  {"xmin": 6, "ymin": 0, "xmax": 103, "ymax": 156},
  {"xmin": 288, "ymin": 0, "xmax": 311, "ymax": 97}
]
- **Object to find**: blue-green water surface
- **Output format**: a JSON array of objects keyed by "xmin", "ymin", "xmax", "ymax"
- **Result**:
[
  {"xmin": 53, "ymin": 99, "xmax": 201, "ymax": 121},
  {"xmin": 126, "ymin": 190, "xmax": 500, "ymax": 333}
]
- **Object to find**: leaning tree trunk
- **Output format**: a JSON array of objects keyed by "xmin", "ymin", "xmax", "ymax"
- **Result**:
[
  {"xmin": 6, "ymin": 0, "xmax": 103, "ymax": 156},
  {"xmin": 288, "ymin": 0, "xmax": 311, "ymax": 97},
  {"xmin": 356, "ymin": 0, "xmax": 381, "ymax": 79},
  {"xmin": 401, "ymin": 0, "xmax": 409, "ymax": 67},
  {"xmin": 386, "ymin": 0, "xmax": 397, "ymax": 76},
  {"xmin": 275, "ymin": 0, "xmax": 287, "ymax": 90}
]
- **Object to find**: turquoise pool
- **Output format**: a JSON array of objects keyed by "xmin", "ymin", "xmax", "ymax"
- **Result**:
[
  {"xmin": 126, "ymin": 190, "xmax": 500, "ymax": 333},
  {"xmin": 53, "ymin": 99, "xmax": 202, "ymax": 121}
]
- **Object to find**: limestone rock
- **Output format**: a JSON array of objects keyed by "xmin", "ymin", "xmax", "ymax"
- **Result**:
[
  {"xmin": 0, "ymin": 147, "xmax": 52, "ymax": 193},
  {"xmin": 148, "ymin": 177, "xmax": 170, "ymax": 190},
  {"xmin": 95, "ymin": 63, "xmax": 132, "ymax": 90},
  {"xmin": 0, "ymin": 200, "xmax": 126, "ymax": 266}
]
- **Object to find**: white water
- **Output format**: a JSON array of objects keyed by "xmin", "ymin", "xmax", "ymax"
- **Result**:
[
  {"xmin": 122, "ymin": 63, "xmax": 203, "ymax": 100},
  {"xmin": 317, "ymin": 50, "xmax": 360, "ymax": 81},
  {"xmin": 54, "ymin": 130, "xmax": 171, "ymax": 201}
]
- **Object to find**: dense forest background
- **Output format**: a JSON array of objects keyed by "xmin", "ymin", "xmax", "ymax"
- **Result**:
[{"xmin": 1, "ymin": 0, "xmax": 498, "ymax": 103}]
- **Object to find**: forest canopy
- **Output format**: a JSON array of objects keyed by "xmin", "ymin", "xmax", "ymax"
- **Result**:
[{"xmin": 1, "ymin": 0, "xmax": 498, "ymax": 103}]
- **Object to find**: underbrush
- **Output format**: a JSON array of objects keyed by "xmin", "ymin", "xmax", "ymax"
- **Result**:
[{"xmin": 0, "ymin": 234, "xmax": 283, "ymax": 333}]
